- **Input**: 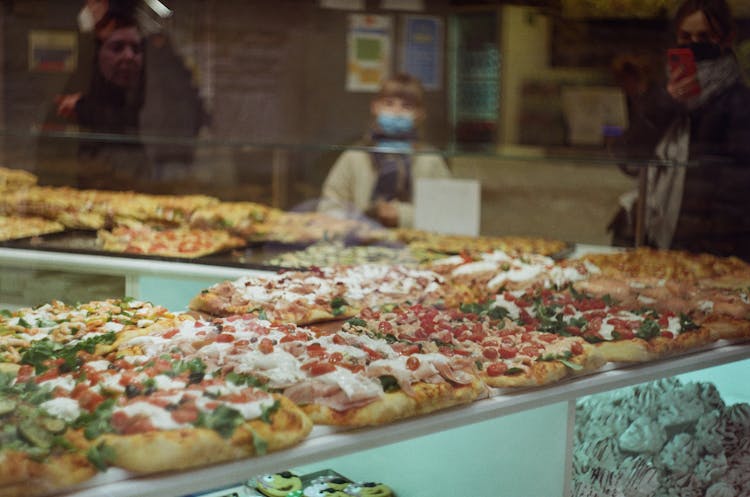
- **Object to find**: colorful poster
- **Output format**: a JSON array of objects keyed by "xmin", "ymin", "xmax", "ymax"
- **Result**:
[
  {"xmin": 401, "ymin": 16, "xmax": 442, "ymax": 90},
  {"xmin": 28, "ymin": 30, "xmax": 77, "ymax": 73},
  {"xmin": 347, "ymin": 14, "xmax": 391, "ymax": 92}
]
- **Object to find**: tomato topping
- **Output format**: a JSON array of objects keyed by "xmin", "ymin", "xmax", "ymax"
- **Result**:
[
  {"xmin": 279, "ymin": 332, "xmax": 308, "ymax": 343},
  {"xmin": 615, "ymin": 328, "xmax": 635, "ymax": 339},
  {"xmin": 482, "ymin": 347, "xmax": 499, "ymax": 360},
  {"xmin": 302, "ymin": 361, "xmax": 336, "ymax": 376},
  {"xmin": 397, "ymin": 343, "xmax": 420, "ymax": 356},
  {"xmin": 328, "ymin": 352, "xmax": 344, "ymax": 364},
  {"xmin": 171, "ymin": 407, "xmax": 199, "ymax": 424},
  {"xmin": 16, "ymin": 365, "xmax": 34, "ymax": 383},
  {"xmin": 565, "ymin": 326, "xmax": 582, "ymax": 336},
  {"xmin": 575, "ymin": 298, "xmax": 607, "ymax": 311},
  {"xmin": 120, "ymin": 414, "xmax": 156, "ymax": 435},
  {"xmin": 499, "ymin": 346, "xmax": 517, "ymax": 359},
  {"xmin": 306, "ymin": 343, "xmax": 327, "ymax": 357},
  {"xmin": 406, "ymin": 356, "xmax": 420, "ymax": 371},
  {"xmin": 215, "ymin": 333, "xmax": 235, "ymax": 343},
  {"xmin": 570, "ymin": 342, "xmax": 584, "ymax": 355},
  {"xmin": 34, "ymin": 368, "xmax": 61, "ymax": 384},
  {"xmin": 520, "ymin": 346, "xmax": 540, "ymax": 358},
  {"xmin": 258, "ymin": 338, "xmax": 274, "ymax": 354},
  {"xmin": 486, "ymin": 362, "xmax": 509, "ymax": 377},
  {"xmin": 537, "ymin": 333, "xmax": 559, "ymax": 343},
  {"xmin": 76, "ymin": 389, "xmax": 105, "ymax": 411},
  {"xmin": 378, "ymin": 321, "xmax": 393, "ymax": 334},
  {"xmin": 661, "ymin": 331, "xmax": 675, "ymax": 339},
  {"xmin": 162, "ymin": 329, "xmax": 179, "ymax": 339}
]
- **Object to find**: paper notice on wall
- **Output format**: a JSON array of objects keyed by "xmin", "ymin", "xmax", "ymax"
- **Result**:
[
  {"xmin": 347, "ymin": 14, "xmax": 392, "ymax": 92},
  {"xmin": 561, "ymin": 86, "xmax": 628, "ymax": 146},
  {"xmin": 414, "ymin": 178, "xmax": 481, "ymax": 236}
]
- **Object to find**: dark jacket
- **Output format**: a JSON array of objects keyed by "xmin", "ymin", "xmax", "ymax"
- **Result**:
[
  {"xmin": 673, "ymin": 80, "xmax": 750, "ymax": 260},
  {"xmin": 619, "ymin": 80, "xmax": 750, "ymax": 260}
]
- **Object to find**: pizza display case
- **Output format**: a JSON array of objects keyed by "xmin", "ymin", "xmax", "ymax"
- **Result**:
[{"xmin": 1, "ymin": 1, "xmax": 749, "ymax": 496}]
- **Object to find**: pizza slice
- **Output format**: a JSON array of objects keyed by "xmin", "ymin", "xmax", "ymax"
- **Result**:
[
  {"xmin": 189, "ymin": 201, "xmax": 281, "ymax": 239},
  {"xmin": 0, "ymin": 167, "xmax": 37, "ymax": 191},
  {"xmin": 341, "ymin": 303, "xmax": 605, "ymax": 389},
  {"xmin": 190, "ymin": 264, "xmax": 447, "ymax": 325},
  {"xmin": 0, "ymin": 215, "xmax": 65, "ymax": 241},
  {"xmin": 116, "ymin": 315, "xmax": 486, "ymax": 427},
  {"xmin": 487, "ymin": 285, "xmax": 718, "ymax": 363},
  {"xmin": 0, "ymin": 298, "xmax": 181, "ymax": 367},
  {"xmin": 578, "ymin": 247, "xmax": 750, "ymax": 287},
  {"xmin": 426, "ymin": 250, "xmax": 598, "ymax": 304},
  {"xmin": 0, "ymin": 370, "xmax": 97, "ymax": 497},
  {"xmin": 97, "ymin": 225, "xmax": 246, "ymax": 258},
  {"xmin": 13, "ymin": 353, "xmax": 312, "ymax": 476},
  {"xmin": 573, "ymin": 276, "xmax": 750, "ymax": 342}
]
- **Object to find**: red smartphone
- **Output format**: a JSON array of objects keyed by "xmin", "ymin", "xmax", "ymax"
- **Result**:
[{"xmin": 667, "ymin": 48, "xmax": 701, "ymax": 97}]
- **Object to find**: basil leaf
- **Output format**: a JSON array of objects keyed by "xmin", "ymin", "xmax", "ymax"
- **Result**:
[
  {"xmin": 679, "ymin": 313, "xmax": 699, "ymax": 332},
  {"xmin": 636, "ymin": 319, "xmax": 661, "ymax": 340},
  {"xmin": 199, "ymin": 405, "xmax": 244, "ymax": 438},
  {"xmin": 559, "ymin": 359, "xmax": 583, "ymax": 371},
  {"xmin": 378, "ymin": 375, "xmax": 399, "ymax": 392},
  {"xmin": 260, "ymin": 400, "xmax": 280, "ymax": 424},
  {"xmin": 487, "ymin": 306, "xmax": 509, "ymax": 320},
  {"xmin": 252, "ymin": 430, "xmax": 268, "ymax": 455},
  {"xmin": 87, "ymin": 442, "xmax": 116, "ymax": 471},
  {"xmin": 346, "ymin": 317, "xmax": 367, "ymax": 328},
  {"xmin": 0, "ymin": 310, "xmax": 13, "ymax": 319},
  {"xmin": 75, "ymin": 399, "xmax": 115, "ymax": 440}
]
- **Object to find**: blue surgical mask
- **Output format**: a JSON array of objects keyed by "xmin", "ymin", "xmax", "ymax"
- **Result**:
[{"xmin": 376, "ymin": 112, "xmax": 415, "ymax": 135}]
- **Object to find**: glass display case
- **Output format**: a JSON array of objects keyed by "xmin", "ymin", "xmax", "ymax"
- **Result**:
[{"xmin": 0, "ymin": 1, "xmax": 749, "ymax": 496}]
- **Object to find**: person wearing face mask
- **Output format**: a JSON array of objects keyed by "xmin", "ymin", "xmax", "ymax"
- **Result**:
[
  {"xmin": 318, "ymin": 73, "xmax": 451, "ymax": 228},
  {"xmin": 612, "ymin": 0, "xmax": 750, "ymax": 260}
]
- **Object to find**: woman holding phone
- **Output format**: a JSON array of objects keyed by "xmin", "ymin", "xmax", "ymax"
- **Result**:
[{"xmin": 615, "ymin": 0, "xmax": 750, "ymax": 260}]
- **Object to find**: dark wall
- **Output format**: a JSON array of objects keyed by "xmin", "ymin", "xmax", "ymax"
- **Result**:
[{"xmin": 2, "ymin": 0, "xmax": 451, "ymax": 158}]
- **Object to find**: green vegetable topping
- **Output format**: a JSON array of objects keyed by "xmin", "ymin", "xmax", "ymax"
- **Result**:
[
  {"xmin": 87, "ymin": 442, "xmax": 116, "ymax": 471},
  {"xmin": 198, "ymin": 405, "xmax": 244, "ymax": 438},
  {"xmin": 636, "ymin": 319, "xmax": 661, "ymax": 340}
]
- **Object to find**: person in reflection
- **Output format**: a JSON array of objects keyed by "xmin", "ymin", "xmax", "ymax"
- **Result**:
[
  {"xmin": 612, "ymin": 0, "xmax": 750, "ymax": 260},
  {"xmin": 51, "ymin": 0, "xmax": 207, "ymax": 190},
  {"xmin": 318, "ymin": 73, "xmax": 451, "ymax": 228}
]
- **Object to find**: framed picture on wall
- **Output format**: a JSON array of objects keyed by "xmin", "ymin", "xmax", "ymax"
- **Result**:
[
  {"xmin": 347, "ymin": 14, "xmax": 392, "ymax": 91},
  {"xmin": 401, "ymin": 15, "xmax": 443, "ymax": 90},
  {"xmin": 28, "ymin": 30, "xmax": 77, "ymax": 73}
]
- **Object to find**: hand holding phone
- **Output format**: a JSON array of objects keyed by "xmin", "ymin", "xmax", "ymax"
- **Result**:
[{"xmin": 667, "ymin": 48, "xmax": 701, "ymax": 99}]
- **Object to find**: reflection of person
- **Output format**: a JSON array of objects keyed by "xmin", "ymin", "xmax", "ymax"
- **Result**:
[
  {"xmin": 614, "ymin": 0, "xmax": 750, "ymax": 260},
  {"xmin": 318, "ymin": 73, "xmax": 450, "ymax": 228},
  {"xmin": 47, "ymin": 0, "xmax": 207, "ymax": 189}
]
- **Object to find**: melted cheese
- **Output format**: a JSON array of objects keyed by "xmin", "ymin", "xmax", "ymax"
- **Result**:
[
  {"xmin": 492, "ymin": 295, "xmax": 521, "ymax": 320},
  {"xmin": 101, "ymin": 321, "xmax": 125, "ymax": 333},
  {"xmin": 153, "ymin": 375, "xmax": 187, "ymax": 390},
  {"xmin": 316, "ymin": 368, "xmax": 383, "ymax": 400},
  {"xmin": 118, "ymin": 402, "xmax": 188, "ymax": 430},
  {"xmin": 38, "ymin": 375, "xmax": 77, "ymax": 393},
  {"xmin": 40, "ymin": 398, "xmax": 81, "ymax": 422}
]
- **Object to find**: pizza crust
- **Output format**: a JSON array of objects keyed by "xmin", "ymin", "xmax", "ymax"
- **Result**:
[
  {"xmin": 0, "ymin": 451, "xmax": 96, "ymax": 497},
  {"xmin": 98, "ymin": 396, "xmax": 311, "ymax": 473},
  {"xmin": 302, "ymin": 378, "xmax": 487, "ymax": 427}
]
